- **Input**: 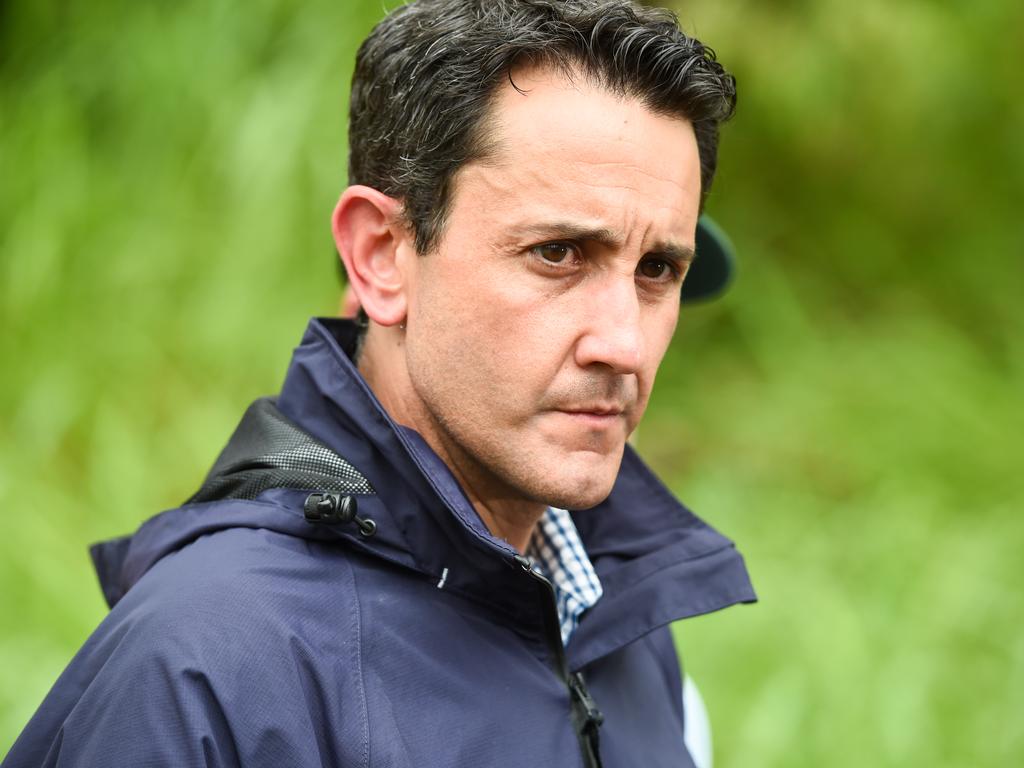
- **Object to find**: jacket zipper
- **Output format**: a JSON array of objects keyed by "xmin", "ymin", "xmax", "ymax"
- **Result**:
[{"xmin": 516, "ymin": 555, "xmax": 604, "ymax": 768}]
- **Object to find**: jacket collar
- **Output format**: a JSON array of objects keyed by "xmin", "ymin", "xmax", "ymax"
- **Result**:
[
  {"xmin": 278, "ymin": 318, "xmax": 755, "ymax": 666},
  {"xmin": 94, "ymin": 317, "xmax": 754, "ymax": 668}
]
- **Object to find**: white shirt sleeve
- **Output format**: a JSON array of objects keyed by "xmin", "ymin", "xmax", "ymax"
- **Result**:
[{"xmin": 683, "ymin": 675, "xmax": 713, "ymax": 768}]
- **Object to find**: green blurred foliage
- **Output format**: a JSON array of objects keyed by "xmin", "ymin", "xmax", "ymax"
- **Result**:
[{"xmin": 2, "ymin": 0, "xmax": 1022, "ymax": 764}]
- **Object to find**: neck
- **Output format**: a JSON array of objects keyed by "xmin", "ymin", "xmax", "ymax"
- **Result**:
[
  {"xmin": 358, "ymin": 324, "xmax": 544, "ymax": 553},
  {"xmin": 457, "ymin": 495, "xmax": 546, "ymax": 556}
]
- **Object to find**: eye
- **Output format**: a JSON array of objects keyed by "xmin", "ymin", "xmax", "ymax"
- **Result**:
[
  {"xmin": 637, "ymin": 256, "xmax": 680, "ymax": 281},
  {"xmin": 530, "ymin": 242, "xmax": 580, "ymax": 266}
]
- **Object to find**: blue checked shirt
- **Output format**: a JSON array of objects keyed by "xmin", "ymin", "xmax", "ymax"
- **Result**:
[{"xmin": 527, "ymin": 507, "xmax": 603, "ymax": 646}]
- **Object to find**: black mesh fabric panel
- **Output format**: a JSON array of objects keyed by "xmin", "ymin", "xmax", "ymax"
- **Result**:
[{"xmin": 188, "ymin": 398, "xmax": 374, "ymax": 504}]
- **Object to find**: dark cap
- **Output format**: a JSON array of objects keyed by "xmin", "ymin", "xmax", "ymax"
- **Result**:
[{"xmin": 681, "ymin": 215, "xmax": 736, "ymax": 303}]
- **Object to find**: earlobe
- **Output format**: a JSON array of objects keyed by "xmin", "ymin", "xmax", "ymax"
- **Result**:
[{"xmin": 332, "ymin": 185, "xmax": 411, "ymax": 327}]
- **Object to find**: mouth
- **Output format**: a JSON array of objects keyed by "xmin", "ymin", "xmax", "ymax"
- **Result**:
[
  {"xmin": 561, "ymin": 406, "xmax": 624, "ymax": 416},
  {"xmin": 555, "ymin": 405, "xmax": 627, "ymax": 426}
]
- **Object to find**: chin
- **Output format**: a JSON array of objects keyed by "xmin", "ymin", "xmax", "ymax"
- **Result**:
[
  {"xmin": 540, "ymin": 484, "xmax": 614, "ymax": 512},
  {"xmin": 530, "ymin": 459, "xmax": 620, "ymax": 511}
]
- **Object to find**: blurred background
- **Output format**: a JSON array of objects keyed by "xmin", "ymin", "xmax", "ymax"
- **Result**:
[{"xmin": 1, "ymin": 0, "xmax": 1022, "ymax": 764}]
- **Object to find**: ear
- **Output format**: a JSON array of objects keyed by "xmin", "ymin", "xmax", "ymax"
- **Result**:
[{"xmin": 332, "ymin": 185, "xmax": 413, "ymax": 327}]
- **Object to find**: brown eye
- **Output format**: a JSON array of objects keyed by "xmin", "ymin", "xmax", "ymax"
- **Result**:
[
  {"xmin": 534, "ymin": 243, "xmax": 573, "ymax": 264},
  {"xmin": 638, "ymin": 258, "xmax": 673, "ymax": 280}
]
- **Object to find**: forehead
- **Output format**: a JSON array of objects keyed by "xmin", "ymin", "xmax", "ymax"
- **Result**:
[{"xmin": 448, "ymin": 64, "xmax": 701, "ymax": 250}]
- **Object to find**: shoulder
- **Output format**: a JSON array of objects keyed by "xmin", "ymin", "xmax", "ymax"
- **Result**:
[
  {"xmin": 118, "ymin": 526, "xmax": 365, "ymax": 666},
  {"xmin": 8, "ymin": 528, "xmax": 371, "ymax": 767}
]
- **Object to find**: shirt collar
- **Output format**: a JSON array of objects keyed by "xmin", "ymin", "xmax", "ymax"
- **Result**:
[{"xmin": 528, "ymin": 507, "xmax": 603, "ymax": 645}]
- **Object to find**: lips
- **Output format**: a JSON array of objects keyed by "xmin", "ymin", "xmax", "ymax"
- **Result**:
[
  {"xmin": 560, "ymin": 406, "xmax": 625, "ymax": 417},
  {"xmin": 548, "ymin": 403, "xmax": 631, "ymax": 439},
  {"xmin": 555, "ymin": 404, "xmax": 628, "ymax": 426}
]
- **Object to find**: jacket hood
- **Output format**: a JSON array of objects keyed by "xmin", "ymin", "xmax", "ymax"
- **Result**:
[{"xmin": 91, "ymin": 317, "xmax": 755, "ymax": 669}]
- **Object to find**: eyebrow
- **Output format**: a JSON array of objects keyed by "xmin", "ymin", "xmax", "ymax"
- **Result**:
[{"xmin": 509, "ymin": 221, "xmax": 696, "ymax": 264}]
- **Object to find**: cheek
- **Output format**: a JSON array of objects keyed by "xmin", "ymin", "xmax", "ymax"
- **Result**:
[
  {"xmin": 637, "ymin": 308, "xmax": 678, "ymax": 390},
  {"xmin": 421, "ymin": 264, "xmax": 568, "ymax": 384},
  {"xmin": 649, "ymin": 298, "xmax": 680, "ymax": 353},
  {"xmin": 408, "ymin": 297, "xmax": 528, "ymax": 422}
]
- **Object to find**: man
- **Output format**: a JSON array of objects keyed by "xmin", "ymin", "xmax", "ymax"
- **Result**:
[{"xmin": 5, "ymin": 1, "xmax": 754, "ymax": 766}]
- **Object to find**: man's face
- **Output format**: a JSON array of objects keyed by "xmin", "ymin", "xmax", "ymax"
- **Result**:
[{"xmin": 400, "ymin": 66, "xmax": 701, "ymax": 512}]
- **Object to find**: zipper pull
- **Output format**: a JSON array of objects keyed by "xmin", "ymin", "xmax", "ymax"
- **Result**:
[{"xmin": 569, "ymin": 671, "xmax": 604, "ymax": 731}]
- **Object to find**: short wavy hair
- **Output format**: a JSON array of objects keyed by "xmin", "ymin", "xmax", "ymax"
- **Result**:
[{"xmin": 349, "ymin": 0, "xmax": 736, "ymax": 254}]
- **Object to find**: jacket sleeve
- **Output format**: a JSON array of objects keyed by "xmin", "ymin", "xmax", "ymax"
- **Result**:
[
  {"xmin": 6, "ymin": 577, "xmax": 370, "ymax": 765},
  {"xmin": 6, "ymin": 530, "xmax": 368, "ymax": 768},
  {"xmin": 4, "ymin": 615, "xmax": 242, "ymax": 768}
]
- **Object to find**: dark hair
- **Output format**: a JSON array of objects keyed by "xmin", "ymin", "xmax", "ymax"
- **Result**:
[{"xmin": 348, "ymin": 0, "xmax": 736, "ymax": 254}]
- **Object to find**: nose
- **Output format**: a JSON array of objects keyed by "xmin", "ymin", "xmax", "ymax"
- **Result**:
[{"xmin": 573, "ymin": 274, "xmax": 644, "ymax": 374}]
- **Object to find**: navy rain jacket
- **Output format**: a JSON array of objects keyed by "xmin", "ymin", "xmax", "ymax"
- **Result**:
[{"xmin": 5, "ymin": 318, "xmax": 756, "ymax": 768}]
